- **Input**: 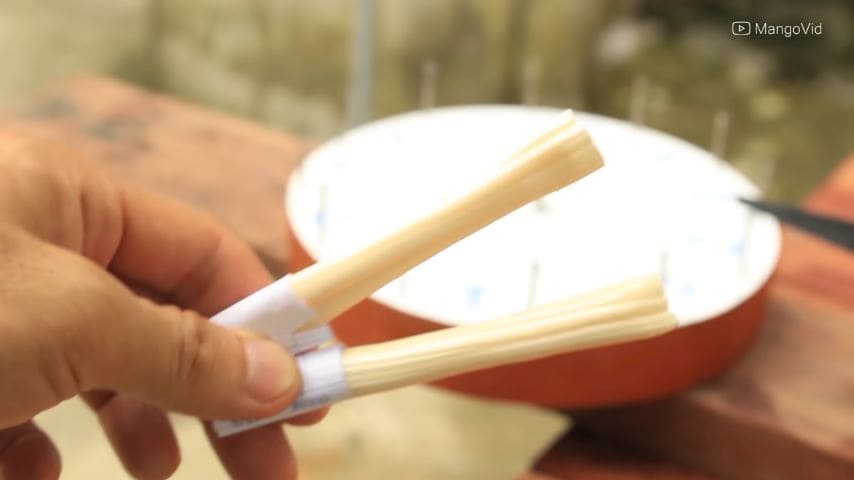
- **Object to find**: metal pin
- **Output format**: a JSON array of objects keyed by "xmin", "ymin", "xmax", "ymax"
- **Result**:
[
  {"xmin": 709, "ymin": 108, "xmax": 731, "ymax": 160},
  {"xmin": 740, "ymin": 208, "xmax": 755, "ymax": 274},
  {"xmin": 346, "ymin": 0, "xmax": 376, "ymax": 127},
  {"xmin": 659, "ymin": 248, "xmax": 669, "ymax": 284},
  {"xmin": 419, "ymin": 60, "xmax": 439, "ymax": 109},
  {"xmin": 147, "ymin": 0, "xmax": 165, "ymax": 89},
  {"xmin": 397, "ymin": 274, "xmax": 408, "ymax": 299},
  {"xmin": 758, "ymin": 158, "xmax": 778, "ymax": 197},
  {"xmin": 521, "ymin": 57, "xmax": 541, "ymax": 106},
  {"xmin": 629, "ymin": 75, "xmax": 649, "ymax": 125},
  {"xmin": 527, "ymin": 260, "xmax": 541, "ymax": 308},
  {"xmin": 316, "ymin": 183, "xmax": 329, "ymax": 246}
]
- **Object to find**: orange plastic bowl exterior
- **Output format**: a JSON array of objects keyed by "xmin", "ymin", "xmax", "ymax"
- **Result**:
[{"xmin": 287, "ymin": 226, "xmax": 768, "ymax": 408}]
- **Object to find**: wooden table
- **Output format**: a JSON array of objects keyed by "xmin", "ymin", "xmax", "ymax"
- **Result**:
[
  {"xmin": 4, "ymin": 75, "xmax": 854, "ymax": 479},
  {"xmin": 5, "ymin": 75, "xmax": 305, "ymax": 276}
]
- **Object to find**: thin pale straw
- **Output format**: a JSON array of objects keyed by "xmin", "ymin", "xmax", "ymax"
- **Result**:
[
  {"xmin": 343, "ymin": 277, "xmax": 675, "ymax": 396},
  {"xmin": 290, "ymin": 109, "xmax": 603, "ymax": 330}
]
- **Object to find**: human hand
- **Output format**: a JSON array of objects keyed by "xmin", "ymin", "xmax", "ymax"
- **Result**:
[{"xmin": 0, "ymin": 131, "xmax": 320, "ymax": 479}]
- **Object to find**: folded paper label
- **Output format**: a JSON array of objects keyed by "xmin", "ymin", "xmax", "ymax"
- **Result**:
[
  {"xmin": 211, "ymin": 275, "xmax": 315, "ymax": 338},
  {"xmin": 213, "ymin": 345, "xmax": 350, "ymax": 436}
]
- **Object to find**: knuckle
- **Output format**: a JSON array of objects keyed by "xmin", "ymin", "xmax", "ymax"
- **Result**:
[
  {"xmin": 57, "ymin": 264, "xmax": 133, "ymax": 389},
  {"xmin": 63, "ymin": 279, "xmax": 123, "ymax": 388},
  {"xmin": 0, "ymin": 134, "xmax": 92, "ymax": 247},
  {"xmin": 7, "ymin": 137, "xmax": 66, "ymax": 189},
  {"xmin": 171, "ymin": 308, "xmax": 217, "ymax": 387}
]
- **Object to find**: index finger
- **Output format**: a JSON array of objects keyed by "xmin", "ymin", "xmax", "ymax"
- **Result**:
[{"xmin": 109, "ymin": 184, "xmax": 274, "ymax": 312}]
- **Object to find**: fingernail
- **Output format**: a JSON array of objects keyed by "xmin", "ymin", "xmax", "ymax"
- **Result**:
[{"xmin": 243, "ymin": 339, "xmax": 298, "ymax": 402}]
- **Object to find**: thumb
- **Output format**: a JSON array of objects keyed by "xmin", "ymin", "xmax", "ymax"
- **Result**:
[{"xmin": 90, "ymin": 296, "xmax": 301, "ymax": 420}]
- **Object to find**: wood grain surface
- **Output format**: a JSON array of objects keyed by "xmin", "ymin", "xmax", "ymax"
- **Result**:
[{"xmin": 1, "ymin": 75, "xmax": 309, "ymax": 275}]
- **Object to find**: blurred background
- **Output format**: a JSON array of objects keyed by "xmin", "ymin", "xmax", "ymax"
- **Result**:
[{"xmin": 0, "ymin": 0, "xmax": 852, "ymax": 200}]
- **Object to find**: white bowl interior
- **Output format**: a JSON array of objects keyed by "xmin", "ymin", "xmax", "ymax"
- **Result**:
[{"xmin": 286, "ymin": 106, "xmax": 781, "ymax": 327}]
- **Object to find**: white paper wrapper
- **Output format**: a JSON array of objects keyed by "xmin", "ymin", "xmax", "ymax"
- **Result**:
[
  {"xmin": 211, "ymin": 274, "xmax": 315, "ymax": 338},
  {"xmin": 213, "ymin": 345, "xmax": 350, "ymax": 436}
]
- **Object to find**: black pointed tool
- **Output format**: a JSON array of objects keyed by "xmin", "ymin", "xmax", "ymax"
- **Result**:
[{"xmin": 739, "ymin": 197, "xmax": 854, "ymax": 251}]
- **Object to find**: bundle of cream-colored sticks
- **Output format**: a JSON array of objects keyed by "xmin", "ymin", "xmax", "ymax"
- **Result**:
[{"xmin": 211, "ymin": 110, "xmax": 676, "ymax": 436}]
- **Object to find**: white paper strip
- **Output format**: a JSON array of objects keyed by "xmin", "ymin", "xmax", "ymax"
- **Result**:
[
  {"xmin": 213, "ymin": 345, "xmax": 350, "ymax": 437},
  {"xmin": 211, "ymin": 275, "xmax": 315, "ymax": 338}
]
